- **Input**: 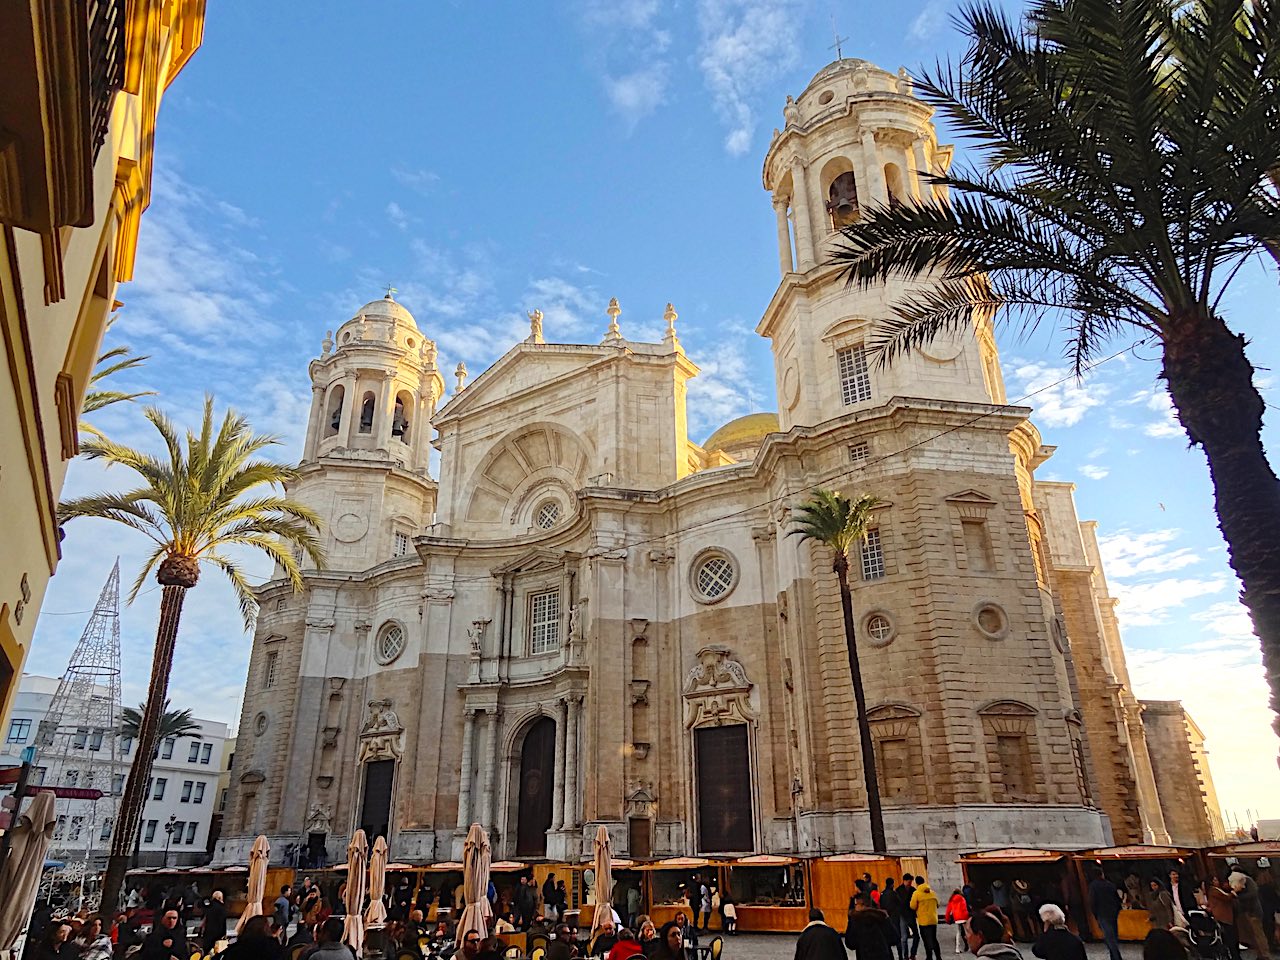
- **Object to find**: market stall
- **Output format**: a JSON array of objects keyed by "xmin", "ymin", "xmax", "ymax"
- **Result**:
[
  {"xmin": 810, "ymin": 852, "xmax": 928, "ymax": 925},
  {"xmin": 578, "ymin": 858, "xmax": 642, "ymax": 930},
  {"xmin": 420, "ymin": 861, "xmax": 465, "ymax": 922},
  {"xmin": 957, "ymin": 848, "xmax": 1084, "ymax": 937},
  {"xmin": 1204, "ymin": 840, "xmax": 1280, "ymax": 877},
  {"xmin": 723, "ymin": 855, "xmax": 807, "ymax": 932},
  {"xmin": 638, "ymin": 857, "xmax": 721, "ymax": 929},
  {"xmin": 1071, "ymin": 845, "xmax": 1200, "ymax": 941}
]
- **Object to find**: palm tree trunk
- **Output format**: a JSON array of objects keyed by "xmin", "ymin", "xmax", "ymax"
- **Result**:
[
  {"xmin": 1162, "ymin": 309, "xmax": 1280, "ymax": 746},
  {"xmin": 100, "ymin": 584, "xmax": 188, "ymax": 913},
  {"xmin": 835, "ymin": 555, "xmax": 887, "ymax": 852}
]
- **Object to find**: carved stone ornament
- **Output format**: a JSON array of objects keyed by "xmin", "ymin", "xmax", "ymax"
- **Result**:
[
  {"xmin": 568, "ymin": 598, "xmax": 588, "ymax": 642},
  {"xmin": 683, "ymin": 645, "xmax": 756, "ymax": 729},
  {"xmin": 625, "ymin": 784, "xmax": 657, "ymax": 818},
  {"xmin": 468, "ymin": 619, "xmax": 491, "ymax": 658},
  {"xmin": 305, "ymin": 803, "xmax": 333, "ymax": 834},
  {"xmin": 358, "ymin": 698, "xmax": 405, "ymax": 763}
]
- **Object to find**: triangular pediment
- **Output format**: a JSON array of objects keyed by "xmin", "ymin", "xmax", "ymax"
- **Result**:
[
  {"xmin": 945, "ymin": 489, "xmax": 998, "ymax": 506},
  {"xmin": 434, "ymin": 342, "xmax": 627, "ymax": 425},
  {"xmin": 491, "ymin": 547, "xmax": 580, "ymax": 577}
]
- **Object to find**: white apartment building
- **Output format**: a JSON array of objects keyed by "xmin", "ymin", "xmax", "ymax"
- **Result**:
[{"xmin": 1, "ymin": 675, "xmax": 231, "ymax": 867}]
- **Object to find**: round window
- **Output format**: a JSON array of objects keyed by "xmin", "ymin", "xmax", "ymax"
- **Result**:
[
  {"xmin": 974, "ymin": 603, "xmax": 1010, "ymax": 640},
  {"xmin": 691, "ymin": 550, "xmax": 738, "ymax": 604},
  {"xmin": 342, "ymin": 332, "xmax": 351, "ymax": 342},
  {"xmin": 407, "ymin": 337, "xmax": 415, "ymax": 349},
  {"xmin": 865, "ymin": 613, "xmax": 895, "ymax": 646},
  {"xmin": 1051, "ymin": 616, "xmax": 1066, "ymax": 653},
  {"xmin": 818, "ymin": 90, "xmax": 835, "ymax": 104},
  {"xmin": 253, "ymin": 712, "xmax": 268, "ymax": 736},
  {"xmin": 375, "ymin": 622, "xmax": 406, "ymax": 665},
  {"xmin": 535, "ymin": 500, "xmax": 561, "ymax": 530}
]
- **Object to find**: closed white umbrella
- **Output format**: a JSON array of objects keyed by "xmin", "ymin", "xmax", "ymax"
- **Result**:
[
  {"xmin": 365, "ymin": 835, "xmax": 388, "ymax": 927},
  {"xmin": 589, "ymin": 825, "xmax": 614, "ymax": 940},
  {"xmin": 0, "ymin": 791, "xmax": 56, "ymax": 950},
  {"xmin": 343, "ymin": 829, "xmax": 368, "ymax": 952},
  {"xmin": 235, "ymin": 835, "xmax": 271, "ymax": 934},
  {"xmin": 455, "ymin": 823, "xmax": 492, "ymax": 946}
]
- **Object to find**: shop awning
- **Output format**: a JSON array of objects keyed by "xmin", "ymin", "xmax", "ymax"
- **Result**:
[
  {"xmin": 958, "ymin": 848, "xmax": 1068, "ymax": 865},
  {"xmin": 731, "ymin": 855, "xmax": 800, "ymax": 866},
  {"xmin": 821, "ymin": 853, "xmax": 894, "ymax": 863},
  {"xmin": 638, "ymin": 857, "xmax": 715, "ymax": 870},
  {"xmin": 427, "ymin": 861, "xmax": 464, "ymax": 871},
  {"xmin": 1206, "ymin": 841, "xmax": 1280, "ymax": 858},
  {"xmin": 489, "ymin": 860, "xmax": 529, "ymax": 872},
  {"xmin": 1079, "ymin": 846, "xmax": 1193, "ymax": 860},
  {"xmin": 578, "ymin": 857, "xmax": 640, "ymax": 869},
  {"xmin": 386, "ymin": 862, "xmax": 415, "ymax": 870}
]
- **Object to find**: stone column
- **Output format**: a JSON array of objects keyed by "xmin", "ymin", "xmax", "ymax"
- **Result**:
[
  {"xmin": 562, "ymin": 696, "xmax": 581, "ymax": 830},
  {"xmin": 479, "ymin": 709, "xmax": 498, "ymax": 829},
  {"xmin": 456, "ymin": 708, "xmax": 477, "ymax": 830},
  {"xmin": 302, "ymin": 384, "xmax": 324, "ymax": 461},
  {"xmin": 862, "ymin": 130, "xmax": 888, "ymax": 205},
  {"xmin": 911, "ymin": 137, "xmax": 931, "ymax": 202},
  {"xmin": 552, "ymin": 698, "xmax": 568, "ymax": 831},
  {"xmin": 773, "ymin": 197, "xmax": 794, "ymax": 274},
  {"xmin": 374, "ymin": 373, "xmax": 395, "ymax": 450},
  {"xmin": 790, "ymin": 161, "xmax": 815, "ymax": 270},
  {"xmin": 341, "ymin": 375, "xmax": 362, "ymax": 446}
]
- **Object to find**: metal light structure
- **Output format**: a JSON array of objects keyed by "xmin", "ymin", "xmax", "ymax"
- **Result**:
[{"xmin": 31, "ymin": 561, "xmax": 123, "ymax": 908}]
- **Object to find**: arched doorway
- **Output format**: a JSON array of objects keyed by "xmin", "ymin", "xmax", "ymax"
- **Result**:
[{"xmin": 516, "ymin": 717, "xmax": 556, "ymax": 857}]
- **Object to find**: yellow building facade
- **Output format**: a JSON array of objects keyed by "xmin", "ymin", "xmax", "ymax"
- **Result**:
[{"xmin": 0, "ymin": 0, "xmax": 206, "ymax": 719}]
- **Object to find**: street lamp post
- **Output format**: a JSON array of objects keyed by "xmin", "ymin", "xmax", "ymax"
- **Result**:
[{"xmin": 162, "ymin": 814, "xmax": 178, "ymax": 868}]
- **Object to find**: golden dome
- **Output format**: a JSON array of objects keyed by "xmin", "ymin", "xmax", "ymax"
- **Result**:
[{"xmin": 703, "ymin": 412, "xmax": 780, "ymax": 455}]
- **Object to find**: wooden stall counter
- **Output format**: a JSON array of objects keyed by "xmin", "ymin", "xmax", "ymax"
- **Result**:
[{"xmin": 736, "ymin": 905, "xmax": 806, "ymax": 932}]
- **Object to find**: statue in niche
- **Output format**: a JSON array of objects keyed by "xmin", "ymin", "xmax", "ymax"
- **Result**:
[{"xmin": 568, "ymin": 598, "xmax": 588, "ymax": 642}]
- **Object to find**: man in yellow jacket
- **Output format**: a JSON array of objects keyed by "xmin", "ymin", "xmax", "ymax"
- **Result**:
[{"xmin": 909, "ymin": 876, "xmax": 941, "ymax": 960}]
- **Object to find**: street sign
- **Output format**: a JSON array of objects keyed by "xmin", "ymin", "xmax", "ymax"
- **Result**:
[{"xmin": 27, "ymin": 786, "xmax": 103, "ymax": 801}]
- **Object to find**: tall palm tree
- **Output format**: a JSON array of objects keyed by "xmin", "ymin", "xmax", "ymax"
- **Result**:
[
  {"xmin": 80, "ymin": 319, "xmax": 154, "ymax": 440},
  {"xmin": 60, "ymin": 396, "xmax": 325, "ymax": 912},
  {"xmin": 831, "ymin": 0, "xmax": 1280, "ymax": 741},
  {"xmin": 789, "ymin": 489, "xmax": 887, "ymax": 852},
  {"xmin": 120, "ymin": 702, "xmax": 203, "ymax": 744}
]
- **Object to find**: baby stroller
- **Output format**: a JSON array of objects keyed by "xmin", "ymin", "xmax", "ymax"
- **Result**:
[{"xmin": 1186, "ymin": 909, "xmax": 1228, "ymax": 960}]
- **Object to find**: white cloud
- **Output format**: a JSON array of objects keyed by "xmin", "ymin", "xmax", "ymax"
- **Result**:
[
  {"xmin": 908, "ymin": 0, "xmax": 949, "ymax": 43},
  {"xmin": 685, "ymin": 336, "xmax": 767, "ymax": 439},
  {"xmin": 386, "ymin": 201, "xmax": 410, "ymax": 231},
  {"xmin": 1111, "ymin": 575, "xmax": 1229, "ymax": 626},
  {"xmin": 391, "ymin": 165, "xmax": 440, "ymax": 195},
  {"xmin": 1096, "ymin": 528, "xmax": 1202, "ymax": 578},
  {"xmin": 1007, "ymin": 360, "xmax": 1109, "ymax": 427},
  {"xmin": 1079, "ymin": 464, "xmax": 1109, "ymax": 480},
  {"xmin": 696, "ymin": 0, "xmax": 804, "ymax": 155},
  {"xmin": 605, "ymin": 67, "xmax": 669, "ymax": 125},
  {"xmin": 1139, "ymin": 387, "xmax": 1185, "ymax": 439}
]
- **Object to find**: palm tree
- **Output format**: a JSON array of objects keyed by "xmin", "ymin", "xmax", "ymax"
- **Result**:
[
  {"xmin": 120, "ymin": 702, "xmax": 203, "ymax": 745},
  {"xmin": 80, "ymin": 320, "xmax": 154, "ymax": 440},
  {"xmin": 60, "ymin": 396, "xmax": 325, "ymax": 912},
  {"xmin": 789, "ymin": 489, "xmax": 887, "ymax": 852},
  {"xmin": 831, "ymin": 0, "xmax": 1280, "ymax": 741}
]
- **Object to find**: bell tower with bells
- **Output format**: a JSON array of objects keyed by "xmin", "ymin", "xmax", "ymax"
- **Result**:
[
  {"xmin": 759, "ymin": 59, "xmax": 1007, "ymax": 432},
  {"xmin": 290, "ymin": 292, "xmax": 446, "ymax": 571}
]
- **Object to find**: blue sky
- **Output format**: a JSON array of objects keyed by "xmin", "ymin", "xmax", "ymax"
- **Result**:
[{"xmin": 33, "ymin": 0, "xmax": 1280, "ymax": 826}]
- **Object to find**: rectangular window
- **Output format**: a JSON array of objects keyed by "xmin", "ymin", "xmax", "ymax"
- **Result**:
[
  {"xmin": 161, "ymin": 738, "xmax": 174, "ymax": 759},
  {"xmin": 275, "ymin": 598, "xmax": 286, "ymax": 612},
  {"xmin": 240, "ymin": 793, "xmax": 255, "ymax": 832},
  {"xmin": 264, "ymin": 651, "xmax": 278, "ymax": 689},
  {"xmin": 860, "ymin": 528, "xmax": 886, "ymax": 580},
  {"xmin": 193, "ymin": 782, "xmax": 206, "ymax": 803},
  {"xmin": 153, "ymin": 777, "xmax": 167, "ymax": 801},
  {"xmin": 200, "ymin": 743, "xmax": 213, "ymax": 765},
  {"xmin": 848, "ymin": 441, "xmax": 869, "ymax": 464},
  {"xmin": 996, "ymin": 734, "xmax": 1034, "ymax": 798},
  {"xmin": 111, "ymin": 774, "xmax": 124, "ymax": 795},
  {"xmin": 72, "ymin": 728, "xmax": 88, "ymax": 749},
  {"xmin": 185, "ymin": 822, "xmax": 197, "ymax": 844},
  {"xmin": 88, "ymin": 729, "xmax": 104, "ymax": 751},
  {"xmin": 962, "ymin": 519, "xmax": 995, "ymax": 573},
  {"xmin": 188, "ymin": 742, "xmax": 200, "ymax": 762},
  {"xmin": 64, "ymin": 769, "xmax": 79, "ymax": 786},
  {"xmin": 394, "ymin": 531, "xmax": 411, "ymax": 557},
  {"xmin": 6, "ymin": 718, "xmax": 31, "ymax": 743},
  {"xmin": 219, "ymin": 789, "xmax": 229, "ymax": 813},
  {"xmin": 121, "ymin": 736, "xmax": 133, "ymax": 755},
  {"xmin": 100, "ymin": 818, "xmax": 113, "ymax": 841},
  {"xmin": 876, "ymin": 737, "xmax": 913, "ymax": 799},
  {"xmin": 68, "ymin": 816, "xmax": 84, "ymax": 841},
  {"xmin": 143, "ymin": 820, "xmax": 157, "ymax": 843},
  {"xmin": 837, "ymin": 345, "xmax": 872, "ymax": 405},
  {"xmin": 528, "ymin": 589, "xmax": 561, "ymax": 655},
  {"xmin": 31, "ymin": 766, "xmax": 46, "ymax": 786},
  {"xmin": 181, "ymin": 781, "xmax": 193, "ymax": 803},
  {"xmin": 54, "ymin": 816, "xmax": 67, "ymax": 840},
  {"xmin": 172, "ymin": 820, "xmax": 185, "ymax": 842}
]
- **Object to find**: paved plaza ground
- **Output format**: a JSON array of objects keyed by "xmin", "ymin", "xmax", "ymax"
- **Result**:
[{"xmin": 713, "ymin": 934, "xmax": 1157, "ymax": 959}]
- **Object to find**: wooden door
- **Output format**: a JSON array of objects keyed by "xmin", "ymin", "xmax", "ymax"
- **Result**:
[
  {"xmin": 360, "ymin": 759, "xmax": 395, "ymax": 842},
  {"xmin": 517, "ymin": 717, "xmax": 556, "ymax": 857},
  {"xmin": 695, "ymin": 724, "xmax": 754, "ymax": 852}
]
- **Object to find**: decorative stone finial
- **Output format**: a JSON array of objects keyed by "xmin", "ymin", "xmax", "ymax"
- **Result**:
[
  {"xmin": 527, "ymin": 308, "xmax": 544, "ymax": 344},
  {"xmin": 603, "ymin": 297, "xmax": 623, "ymax": 343},
  {"xmin": 424, "ymin": 339, "xmax": 438, "ymax": 366},
  {"xmin": 784, "ymin": 95, "xmax": 800, "ymax": 126},
  {"xmin": 663, "ymin": 302, "xmax": 681, "ymax": 351},
  {"xmin": 454, "ymin": 361, "xmax": 468, "ymax": 393},
  {"xmin": 321, "ymin": 330, "xmax": 333, "ymax": 356},
  {"xmin": 897, "ymin": 66, "xmax": 913, "ymax": 95}
]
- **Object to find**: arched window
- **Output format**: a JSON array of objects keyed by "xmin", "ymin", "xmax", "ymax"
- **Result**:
[
  {"xmin": 358, "ymin": 392, "xmax": 376, "ymax": 434},
  {"xmin": 325, "ymin": 385, "xmax": 345, "ymax": 438},
  {"xmin": 392, "ymin": 390, "xmax": 413, "ymax": 443},
  {"xmin": 884, "ymin": 163, "xmax": 905, "ymax": 207},
  {"xmin": 827, "ymin": 171, "xmax": 860, "ymax": 228}
]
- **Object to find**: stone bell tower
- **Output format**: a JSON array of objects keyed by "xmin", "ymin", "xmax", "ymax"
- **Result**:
[
  {"xmin": 758, "ymin": 59, "xmax": 1006, "ymax": 431},
  {"xmin": 293, "ymin": 294, "xmax": 445, "ymax": 571}
]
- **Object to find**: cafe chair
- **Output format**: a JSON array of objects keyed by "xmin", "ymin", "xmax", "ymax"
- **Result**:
[{"xmin": 709, "ymin": 935, "xmax": 724, "ymax": 960}]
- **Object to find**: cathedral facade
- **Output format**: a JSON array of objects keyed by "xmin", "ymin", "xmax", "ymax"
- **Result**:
[{"xmin": 216, "ymin": 59, "xmax": 1174, "ymax": 887}]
